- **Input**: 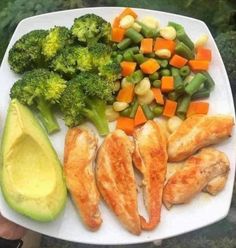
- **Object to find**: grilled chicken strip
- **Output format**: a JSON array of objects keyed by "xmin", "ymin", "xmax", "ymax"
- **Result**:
[
  {"xmin": 96, "ymin": 130, "xmax": 141, "ymax": 235},
  {"xmin": 163, "ymin": 147, "xmax": 230, "ymax": 209},
  {"xmin": 64, "ymin": 127, "xmax": 102, "ymax": 231},
  {"xmin": 168, "ymin": 115, "xmax": 234, "ymax": 162},
  {"xmin": 133, "ymin": 120, "xmax": 168, "ymax": 230},
  {"xmin": 203, "ymin": 173, "xmax": 228, "ymax": 195}
]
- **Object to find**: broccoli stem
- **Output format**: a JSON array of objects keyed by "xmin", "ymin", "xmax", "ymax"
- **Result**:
[
  {"xmin": 36, "ymin": 97, "xmax": 60, "ymax": 134},
  {"xmin": 83, "ymin": 98, "xmax": 109, "ymax": 136}
]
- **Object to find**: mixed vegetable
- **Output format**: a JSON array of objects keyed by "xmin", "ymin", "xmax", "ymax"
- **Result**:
[{"xmin": 8, "ymin": 7, "xmax": 216, "ymax": 136}]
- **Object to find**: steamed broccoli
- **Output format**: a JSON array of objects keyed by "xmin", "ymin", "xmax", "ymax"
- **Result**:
[
  {"xmin": 98, "ymin": 62, "xmax": 121, "ymax": 82},
  {"xmin": 215, "ymin": 31, "xmax": 236, "ymax": 84},
  {"xmin": 60, "ymin": 73, "xmax": 111, "ymax": 136},
  {"xmin": 71, "ymin": 13, "xmax": 111, "ymax": 44},
  {"xmin": 8, "ymin": 30, "xmax": 48, "ymax": 73},
  {"xmin": 50, "ymin": 45, "xmax": 93, "ymax": 78},
  {"xmin": 42, "ymin": 26, "xmax": 74, "ymax": 60},
  {"xmin": 10, "ymin": 68, "xmax": 66, "ymax": 134}
]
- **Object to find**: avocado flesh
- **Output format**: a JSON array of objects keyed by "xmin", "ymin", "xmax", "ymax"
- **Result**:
[{"xmin": 1, "ymin": 99, "xmax": 67, "ymax": 222}]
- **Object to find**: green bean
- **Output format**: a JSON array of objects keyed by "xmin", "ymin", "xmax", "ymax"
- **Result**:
[
  {"xmin": 201, "ymin": 71, "xmax": 215, "ymax": 91},
  {"xmin": 134, "ymin": 53, "xmax": 146, "ymax": 64},
  {"xmin": 120, "ymin": 106, "xmax": 132, "ymax": 117},
  {"xmin": 142, "ymin": 104, "xmax": 154, "ymax": 120},
  {"xmin": 192, "ymin": 88, "xmax": 210, "ymax": 100},
  {"xmin": 146, "ymin": 52, "xmax": 156, "ymax": 58},
  {"xmin": 176, "ymin": 95, "xmax": 191, "ymax": 119},
  {"xmin": 185, "ymin": 73, "xmax": 207, "ymax": 95},
  {"xmin": 125, "ymin": 28, "xmax": 144, "ymax": 44},
  {"xmin": 124, "ymin": 46, "xmax": 140, "ymax": 54},
  {"xmin": 123, "ymin": 50, "xmax": 134, "ymax": 61},
  {"xmin": 168, "ymin": 91, "xmax": 182, "ymax": 101},
  {"xmin": 168, "ymin": 21, "xmax": 183, "ymax": 31},
  {"xmin": 116, "ymin": 54, "xmax": 123, "ymax": 64},
  {"xmin": 152, "ymin": 80, "xmax": 161, "ymax": 88},
  {"xmin": 129, "ymin": 99, "xmax": 139, "ymax": 118},
  {"xmin": 171, "ymin": 67, "xmax": 185, "ymax": 93},
  {"xmin": 176, "ymin": 29, "xmax": 194, "ymax": 50},
  {"xmin": 156, "ymin": 59, "xmax": 168, "ymax": 68},
  {"xmin": 136, "ymin": 21, "xmax": 158, "ymax": 38},
  {"xmin": 179, "ymin": 65, "xmax": 191, "ymax": 78},
  {"xmin": 126, "ymin": 70, "xmax": 144, "ymax": 84},
  {"xmin": 160, "ymin": 69, "xmax": 171, "ymax": 77},
  {"xmin": 117, "ymin": 38, "xmax": 132, "ymax": 50},
  {"xmin": 149, "ymin": 72, "xmax": 159, "ymax": 81},
  {"xmin": 175, "ymin": 42, "xmax": 194, "ymax": 60},
  {"xmin": 152, "ymin": 105, "xmax": 163, "ymax": 117}
]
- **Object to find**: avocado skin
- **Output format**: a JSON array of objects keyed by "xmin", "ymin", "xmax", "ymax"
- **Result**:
[{"xmin": 0, "ymin": 99, "xmax": 67, "ymax": 222}]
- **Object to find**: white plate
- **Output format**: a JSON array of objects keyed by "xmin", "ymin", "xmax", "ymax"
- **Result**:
[{"xmin": 0, "ymin": 7, "xmax": 235, "ymax": 245}]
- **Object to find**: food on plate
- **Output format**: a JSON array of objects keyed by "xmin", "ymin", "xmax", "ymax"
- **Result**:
[
  {"xmin": 163, "ymin": 147, "xmax": 230, "ymax": 209},
  {"xmin": 0, "ymin": 99, "xmax": 67, "ymax": 221},
  {"xmin": 96, "ymin": 130, "xmax": 141, "ymax": 235},
  {"xmin": 203, "ymin": 174, "xmax": 229, "ymax": 195},
  {"xmin": 133, "ymin": 120, "xmax": 168, "ymax": 230},
  {"xmin": 64, "ymin": 127, "xmax": 102, "ymax": 231},
  {"xmin": 59, "ymin": 73, "xmax": 114, "ymax": 136},
  {"xmin": 10, "ymin": 68, "xmax": 66, "ymax": 134},
  {"xmin": 168, "ymin": 114, "xmax": 234, "ymax": 162},
  {"xmin": 8, "ymin": 30, "xmax": 48, "ymax": 73}
]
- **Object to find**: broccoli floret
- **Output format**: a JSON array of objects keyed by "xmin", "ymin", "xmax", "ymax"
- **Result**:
[
  {"xmin": 8, "ymin": 30, "xmax": 48, "ymax": 73},
  {"xmin": 60, "ymin": 76, "xmax": 109, "ymax": 136},
  {"xmin": 50, "ymin": 45, "xmax": 93, "ymax": 78},
  {"xmin": 42, "ymin": 26, "xmax": 74, "ymax": 60},
  {"xmin": 10, "ymin": 68, "xmax": 66, "ymax": 134},
  {"xmin": 215, "ymin": 31, "xmax": 236, "ymax": 84},
  {"xmin": 71, "ymin": 14, "xmax": 111, "ymax": 44},
  {"xmin": 98, "ymin": 62, "xmax": 121, "ymax": 82}
]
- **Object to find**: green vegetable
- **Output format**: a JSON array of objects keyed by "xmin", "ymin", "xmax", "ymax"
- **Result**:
[
  {"xmin": 160, "ymin": 69, "xmax": 171, "ymax": 77},
  {"xmin": 142, "ymin": 104, "xmax": 154, "ymax": 120},
  {"xmin": 8, "ymin": 30, "xmax": 48, "ymax": 73},
  {"xmin": 175, "ymin": 41, "xmax": 194, "ymax": 60},
  {"xmin": 120, "ymin": 106, "xmax": 132, "ymax": 117},
  {"xmin": 123, "ymin": 50, "xmax": 134, "ymax": 61},
  {"xmin": 98, "ymin": 62, "xmax": 121, "ymax": 83},
  {"xmin": 71, "ymin": 13, "xmax": 111, "ymax": 44},
  {"xmin": 42, "ymin": 26, "xmax": 74, "ymax": 60},
  {"xmin": 171, "ymin": 67, "xmax": 185, "ymax": 93},
  {"xmin": 152, "ymin": 105, "xmax": 163, "ymax": 117},
  {"xmin": 10, "ymin": 69, "xmax": 66, "ymax": 133},
  {"xmin": 134, "ymin": 53, "xmax": 146, "ymax": 64},
  {"xmin": 149, "ymin": 72, "xmax": 159, "ymax": 81},
  {"xmin": 157, "ymin": 59, "xmax": 168, "ymax": 68},
  {"xmin": 152, "ymin": 80, "xmax": 161, "ymax": 88},
  {"xmin": 168, "ymin": 91, "xmax": 182, "ymax": 101},
  {"xmin": 176, "ymin": 95, "xmax": 191, "ymax": 119},
  {"xmin": 180, "ymin": 65, "xmax": 191, "ymax": 78},
  {"xmin": 124, "ymin": 46, "xmax": 140, "ymax": 54},
  {"xmin": 185, "ymin": 73, "xmax": 207, "ymax": 95},
  {"xmin": 126, "ymin": 70, "xmax": 144, "ymax": 84},
  {"xmin": 136, "ymin": 21, "xmax": 158, "ymax": 38},
  {"xmin": 192, "ymin": 88, "xmax": 210, "ymax": 100},
  {"xmin": 125, "ymin": 28, "xmax": 144, "ymax": 43},
  {"xmin": 201, "ymin": 71, "xmax": 215, "ymax": 91},
  {"xmin": 129, "ymin": 99, "xmax": 139, "ymax": 118},
  {"xmin": 117, "ymin": 38, "xmax": 132, "ymax": 50}
]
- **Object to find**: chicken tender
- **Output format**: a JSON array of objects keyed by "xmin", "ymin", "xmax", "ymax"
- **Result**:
[
  {"xmin": 168, "ymin": 115, "xmax": 234, "ymax": 162},
  {"xmin": 96, "ymin": 130, "xmax": 141, "ymax": 235},
  {"xmin": 163, "ymin": 147, "xmax": 230, "ymax": 209},
  {"xmin": 133, "ymin": 120, "xmax": 168, "ymax": 230},
  {"xmin": 64, "ymin": 127, "xmax": 102, "ymax": 231}
]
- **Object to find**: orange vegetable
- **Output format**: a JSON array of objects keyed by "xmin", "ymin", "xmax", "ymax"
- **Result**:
[
  {"xmin": 113, "ymin": 16, "xmax": 121, "ymax": 28},
  {"xmin": 116, "ymin": 116, "xmax": 135, "ymax": 135},
  {"xmin": 140, "ymin": 38, "xmax": 153, "ymax": 54},
  {"xmin": 151, "ymin": 88, "xmax": 164, "ymax": 105},
  {"xmin": 161, "ymin": 76, "xmax": 174, "ymax": 93},
  {"xmin": 120, "ymin": 61, "xmax": 137, "ymax": 76},
  {"xmin": 116, "ymin": 84, "xmax": 135, "ymax": 103},
  {"xmin": 163, "ymin": 99, "xmax": 177, "ymax": 118},
  {"xmin": 140, "ymin": 58, "xmax": 160, "ymax": 74},
  {"xmin": 134, "ymin": 105, "xmax": 147, "ymax": 126},
  {"xmin": 187, "ymin": 101, "xmax": 209, "ymax": 117},
  {"xmin": 111, "ymin": 27, "xmax": 125, "ymax": 42},
  {"xmin": 188, "ymin": 60, "xmax": 210, "ymax": 71},
  {"xmin": 196, "ymin": 47, "xmax": 212, "ymax": 61},
  {"xmin": 154, "ymin": 38, "xmax": 176, "ymax": 54},
  {"xmin": 169, "ymin": 54, "xmax": 188, "ymax": 68},
  {"xmin": 119, "ymin": 7, "xmax": 138, "ymax": 19}
]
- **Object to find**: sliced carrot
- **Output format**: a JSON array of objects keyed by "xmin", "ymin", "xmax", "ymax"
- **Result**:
[
  {"xmin": 116, "ymin": 116, "xmax": 135, "ymax": 135},
  {"xmin": 111, "ymin": 27, "xmax": 125, "ymax": 42},
  {"xmin": 154, "ymin": 38, "xmax": 176, "ymax": 54},
  {"xmin": 140, "ymin": 58, "xmax": 160, "ymax": 74},
  {"xmin": 134, "ymin": 105, "xmax": 147, "ymax": 126},
  {"xmin": 151, "ymin": 88, "xmax": 164, "ymax": 105},
  {"xmin": 116, "ymin": 84, "xmax": 134, "ymax": 103},
  {"xmin": 187, "ymin": 101, "xmax": 209, "ymax": 117},
  {"xmin": 161, "ymin": 76, "xmax": 174, "ymax": 93},
  {"xmin": 163, "ymin": 99, "xmax": 177, "ymax": 118},
  {"xmin": 169, "ymin": 54, "xmax": 188, "ymax": 68},
  {"xmin": 113, "ymin": 16, "xmax": 121, "ymax": 28},
  {"xmin": 188, "ymin": 60, "xmax": 210, "ymax": 71},
  {"xmin": 120, "ymin": 61, "xmax": 137, "ymax": 76},
  {"xmin": 119, "ymin": 7, "xmax": 138, "ymax": 19},
  {"xmin": 140, "ymin": 38, "xmax": 153, "ymax": 54},
  {"xmin": 196, "ymin": 47, "xmax": 212, "ymax": 61}
]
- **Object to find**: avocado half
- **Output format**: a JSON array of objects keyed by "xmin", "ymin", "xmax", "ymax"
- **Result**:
[{"xmin": 0, "ymin": 99, "xmax": 67, "ymax": 222}]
